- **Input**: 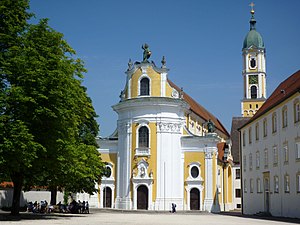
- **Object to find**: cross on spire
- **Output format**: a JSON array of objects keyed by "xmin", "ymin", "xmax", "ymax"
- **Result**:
[{"xmin": 249, "ymin": 2, "xmax": 255, "ymax": 14}]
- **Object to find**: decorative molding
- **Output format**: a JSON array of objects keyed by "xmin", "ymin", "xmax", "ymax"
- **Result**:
[
  {"xmin": 171, "ymin": 89, "xmax": 179, "ymax": 98},
  {"xmin": 157, "ymin": 122, "xmax": 182, "ymax": 133},
  {"xmin": 205, "ymin": 152, "xmax": 213, "ymax": 159}
]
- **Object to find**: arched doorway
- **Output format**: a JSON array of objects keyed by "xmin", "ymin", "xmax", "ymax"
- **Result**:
[
  {"xmin": 103, "ymin": 187, "xmax": 112, "ymax": 208},
  {"xmin": 137, "ymin": 185, "xmax": 148, "ymax": 210},
  {"xmin": 190, "ymin": 188, "xmax": 200, "ymax": 210}
]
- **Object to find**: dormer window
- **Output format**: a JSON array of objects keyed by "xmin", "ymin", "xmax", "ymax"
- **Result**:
[{"xmin": 140, "ymin": 77, "xmax": 150, "ymax": 96}]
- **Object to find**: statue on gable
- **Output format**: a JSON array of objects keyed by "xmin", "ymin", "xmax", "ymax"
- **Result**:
[
  {"xmin": 207, "ymin": 119, "xmax": 215, "ymax": 133},
  {"xmin": 142, "ymin": 43, "xmax": 151, "ymax": 62}
]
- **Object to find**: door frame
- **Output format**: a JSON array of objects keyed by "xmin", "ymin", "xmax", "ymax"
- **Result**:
[
  {"xmin": 263, "ymin": 172, "xmax": 270, "ymax": 213},
  {"xmin": 190, "ymin": 188, "xmax": 200, "ymax": 210},
  {"xmin": 137, "ymin": 185, "xmax": 149, "ymax": 210},
  {"xmin": 103, "ymin": 186, "xmax": 112, "ymax": 208}
]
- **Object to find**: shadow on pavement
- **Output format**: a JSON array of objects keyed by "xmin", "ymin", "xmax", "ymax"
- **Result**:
[
  {"xmin": 0, "ymin": 211, "xmax": 87, "ymax": 221},
  {"xmin": 218, "ymin": 211, "xmax": 300, "ymax": 224}
]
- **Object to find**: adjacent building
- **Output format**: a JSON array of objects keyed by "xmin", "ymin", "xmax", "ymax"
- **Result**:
[{"xmin": 240, "ymin": 70, "xmax": 300, "ymax": 218}]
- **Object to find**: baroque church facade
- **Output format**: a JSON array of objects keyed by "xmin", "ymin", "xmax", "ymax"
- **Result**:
[{"xmin": 94, "ymin": 45, "xmax": 233, "ymax": 212}]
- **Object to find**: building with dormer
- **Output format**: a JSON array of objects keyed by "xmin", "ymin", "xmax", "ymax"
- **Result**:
[{"xmin": 239, "ymin": 69, "xmax": 300, "ymax": 218}]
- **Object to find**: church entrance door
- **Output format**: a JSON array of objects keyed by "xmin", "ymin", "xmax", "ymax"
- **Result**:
[
  {"xmin": 190, "ymin": 188, "xmax": 200, "ymax": 210},
  {"xmin": 103, "ymin": 187, "xmax": 112, "ymax": 208},
  {"xmin": 137, "ymin": 185, "xmax": 148, "ymax": 210}
]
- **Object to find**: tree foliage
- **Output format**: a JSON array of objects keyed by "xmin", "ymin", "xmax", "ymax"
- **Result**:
[{"xmin": 0, "ymin": 0, "xmax": 104, "ymax": 215}]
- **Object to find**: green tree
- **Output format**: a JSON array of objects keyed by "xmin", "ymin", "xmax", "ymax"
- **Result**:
[{"xmin": 0, "ymin": 0, "xmax": 104, "ymax": 215}]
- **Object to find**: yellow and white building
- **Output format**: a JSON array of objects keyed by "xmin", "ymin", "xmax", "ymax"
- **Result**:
[
  {"xmin": 241, "ymin": 7, "xmax": 267, "ymax": 117},
  {"xmin": 93, "ymin": 48, "xmax": 233, "ymax": 212},
  {"xmin": 230, "ymin": 6, "xmax": 267, "ymax": 210}
]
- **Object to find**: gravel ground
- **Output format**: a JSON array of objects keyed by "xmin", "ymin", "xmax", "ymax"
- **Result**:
[{"xmin": 0, "ymin": 209, "xmax": 299, "ymax": 225}]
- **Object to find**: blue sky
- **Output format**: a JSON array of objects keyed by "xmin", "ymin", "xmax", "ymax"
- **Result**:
[{"xmin": 30, "ymin": 0, "xmax": 300, "ymax": 137}]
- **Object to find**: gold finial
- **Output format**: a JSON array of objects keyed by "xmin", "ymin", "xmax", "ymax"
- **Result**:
[{"xmin": 249, "ymin": 2, "xmax": 255, "ymax": 14}]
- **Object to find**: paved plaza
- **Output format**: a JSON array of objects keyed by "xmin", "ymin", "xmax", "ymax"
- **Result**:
[{"xmin": 1, "ymin": 209, "xmax": 299, "ymax": 225}]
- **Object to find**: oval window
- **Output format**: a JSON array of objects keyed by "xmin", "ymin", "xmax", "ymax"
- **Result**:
[
  {"xmin": 105, "ymin": 167, "xmax": 112, "ymax": 178},
  {"xmin": 191, "ymin": 166, "xmax": 199, "ymax": 178}
]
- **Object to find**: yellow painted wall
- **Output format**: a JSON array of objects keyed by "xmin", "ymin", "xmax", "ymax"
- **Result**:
[
  {"xmin": 130, "ymin": 67, "xmax": 162, "ymax": 98},
  {"xmin": 242, "ymin": 101, "xmax": 265, "ymax": 117},
  {"xmin": 166, "ymin": 81, "xmax": 173, "ymax": 97},
  {"xmin": 217, "ymin": 164, "xmax": 222, "ymax": 204},
  {"xmin": 130, "ymin": 69, "xmax": 142, "ymax": 98},
  {"xmin": 184, "ymin": 152, "xmax": 206, "ymax": 204},
  {"xmin": 131, "ymin": 122, "xmax": 157, "ymax": 202},
  {"xmin": 101, "ymin": 153, "xmax": 118, "ymax": 198},
  {"xmin": 227, "ymin": 166, "xmax": 232, "ymax": 203}
]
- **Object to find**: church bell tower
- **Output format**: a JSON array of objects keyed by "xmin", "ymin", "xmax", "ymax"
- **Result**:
[{"xmin": 241, "ymin": 4, "xmax": 266, "ymax": 117}]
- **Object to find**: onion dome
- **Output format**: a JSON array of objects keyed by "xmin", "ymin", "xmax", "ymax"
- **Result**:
[{"xmin": 243, "ymin": 8, "xmax": 264, "ymax": 49}]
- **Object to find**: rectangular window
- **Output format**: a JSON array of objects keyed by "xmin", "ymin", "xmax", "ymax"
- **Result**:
[
  {"xmin": 264, "ymin": 148, "xmax": 268, "ymax": 168},
  {"xmin": 282, "ymin": 107, "xmax": 288, "ymax": 128},
  {"xmin": 249, "ymin": 153, "xmax": 253, "ymax": 170},
  {"xmin": 257, "ymin": 178, "xmax": 261, "ymax": 193},
  {"xmin": 295, "ymin": 101, "xmax": 300, "ymax": 123},
  {"xmin": 244, "ymin": 179, "xmax": 247, "ymax": 193},
  {"xmin": 263, "ymin": 119, "xmax": 268, "ymax": 137},
  {"xmin": 272, "ymin": 113, "xmax": 277, "ymax": 133},
  {"xmin": 297, "ymin": 174, "xmax": 300, "ymax": 193},
  {"xmin": 273, "ymin": 146, "xmax": 278, "ymax": 165},
  {"xmin": 243, "ymin": 155, "xmax": 247, "ymax": 172},
  {"xmin": 235, "ymin": 189, "xmax": 241, "ymax": 198},
  {"xmin": 256, "ymin": 151, "xmax": 260, "ymax": 169},
  {"xmin": 250, "ymin": 179, "xmax": 254, "ymax": 193},
  {"xmin": 296, "ymin": 142, "xmax": 300, "ymax": 160},
  {"xmin": 236, "ymin": 169, "xmax": 240, "ymax": 179},
  {"xmin": 284, "ymin": 175, "xmax": 290, "ymax": 193},
  {"xmin": 274, "ymin": 176, "xmax": 279, "ymax": 193},
  {"xmin": 242, "ymin": 131, "xmax": 246, "ymax": 147},
  {"xmin": 255, "ymin": 123, "xmax": 259, "ymax": 140},
  {"xmin": 249, "ymin": 127, "xmax": 252, "ymax": 144},
  {"xmin": 283, "ymin": 145, "xmax": 289, "ymax": 163}
]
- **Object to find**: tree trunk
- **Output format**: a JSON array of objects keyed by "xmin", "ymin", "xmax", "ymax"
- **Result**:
[
  {"xmin": 11, "ymin": 173, "xmax": 23, "ymax": 216},
  {"xmin": 50, "ymin": 187, "xmax": 57, "ymax": 205}
]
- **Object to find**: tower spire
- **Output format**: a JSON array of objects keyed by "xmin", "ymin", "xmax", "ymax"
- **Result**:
[
  {"xmin": 249, "ymin": 2, "xmax": 256, "ymax": 30},
  {"xmin": 241, "ymin": 2, "xmax": 267, "ymax": 117}
]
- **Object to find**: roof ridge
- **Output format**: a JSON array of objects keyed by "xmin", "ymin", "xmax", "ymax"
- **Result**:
[{"xmin": 167, "ymin": 79, "xmax": 229, "ymax": 137}]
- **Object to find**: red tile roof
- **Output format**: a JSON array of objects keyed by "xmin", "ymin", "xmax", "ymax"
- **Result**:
[
  {"xmin": 0, "ymin": 182, "xmax": 13, "ymax": 188},
  {"xmin": 241, "ymin": 70, "xmax": 300, "ymax": 129},
  {"xmin": 168, "ymin": 79, "xmax": 230, "ymax": 137}
]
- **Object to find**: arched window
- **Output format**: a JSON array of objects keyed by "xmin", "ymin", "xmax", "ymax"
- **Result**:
[
  {"xmin": 138, "ymin": 126, "xmax": 149, "ymax": 148},
  {"xmin": 250, "ymin": 86, "xmax": 257, "ymax": 99},
  {"xmin": 140, "ymin": 78, "xmax": 150, "ymax": 96}
]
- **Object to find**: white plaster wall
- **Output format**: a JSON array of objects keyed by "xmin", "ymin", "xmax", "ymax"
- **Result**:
[
  {"xmin": 0, "ymin": 190, "xmax": 64, "ymax": 207},
  {"xmin": 241, "ymin": 94, "xmax": 300, "ymax": 218}
]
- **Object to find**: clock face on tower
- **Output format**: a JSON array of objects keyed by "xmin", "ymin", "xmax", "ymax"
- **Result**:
[{"xmin": 249, "ymin": 75, "xmax": 258, "ymax": 84}]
